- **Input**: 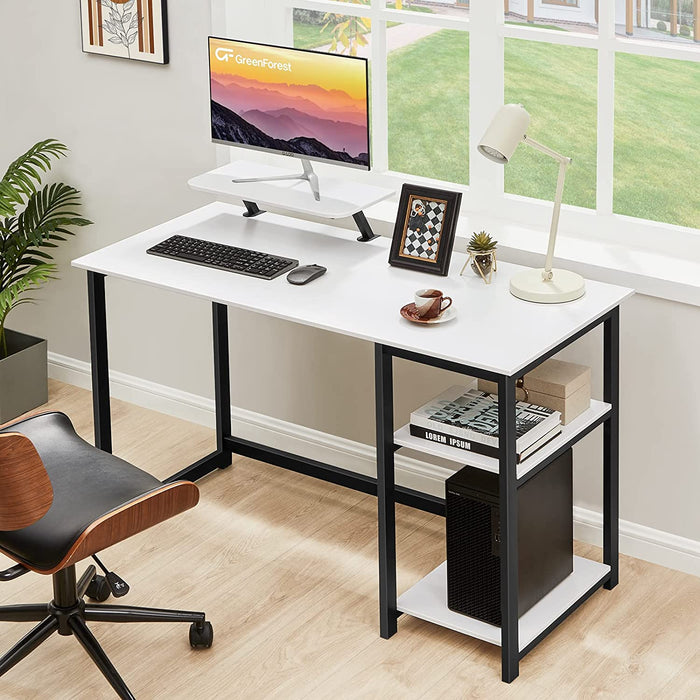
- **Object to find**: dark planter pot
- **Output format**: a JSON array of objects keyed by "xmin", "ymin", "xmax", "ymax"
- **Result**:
[
  {"xmin": 0, "ymin": 329, "xmax": 48, "ymax": 423},
  {"xmin": 470, "ymin": 251, "xmax": 495, "ymax": 277}
]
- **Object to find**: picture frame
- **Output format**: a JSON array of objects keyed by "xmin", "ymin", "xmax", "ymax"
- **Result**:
[
  {"xmin": 388, "ymin": 184, "xmax": 462, "ymax": 277},
  {"xmin": 80, "ymin": 0, "xmax": 169, "ymax": 65}
]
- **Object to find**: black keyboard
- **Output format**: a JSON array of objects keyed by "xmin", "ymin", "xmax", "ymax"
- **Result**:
[{"xmin": 146, "ymin": 235, "xmax": 298, "ymax": 280}]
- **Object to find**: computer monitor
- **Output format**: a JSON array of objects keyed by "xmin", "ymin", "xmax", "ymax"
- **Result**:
[{"xmin": 208, "ymin": 37, "xmax": 370, "ymax": 200}]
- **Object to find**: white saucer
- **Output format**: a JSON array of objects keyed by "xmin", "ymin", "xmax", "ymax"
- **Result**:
[{"xmin": 400, "ymin": 303, "xmax": 457, "ymax": 325}]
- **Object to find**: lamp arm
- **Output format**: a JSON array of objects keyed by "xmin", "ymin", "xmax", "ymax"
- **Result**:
[
  {"xmin": 522, "ymin": 135, "xmax": 572, "ymax": 278},
  {"xmin": 521, "ymin": 135, "xmax": 570, "ymax": 164}
]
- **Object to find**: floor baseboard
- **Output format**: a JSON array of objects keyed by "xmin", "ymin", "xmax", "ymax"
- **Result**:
[{"xmin": 49, "ymin": 351, "xmax": 699, "ymax": 578}]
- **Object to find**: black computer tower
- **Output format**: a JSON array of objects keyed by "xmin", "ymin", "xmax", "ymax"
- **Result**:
[{"xmin": 446, "ymin": 450, "xmax": 573, "ymax": 626}]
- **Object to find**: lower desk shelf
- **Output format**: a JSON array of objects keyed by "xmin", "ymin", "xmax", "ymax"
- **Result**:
[
  {"xmin": 394, "ymin": 399, "xmax": 611, "ymax": 481},
  {"xmin": 397, "ymin": 556, "xmax": 610, "ymax": 651}
]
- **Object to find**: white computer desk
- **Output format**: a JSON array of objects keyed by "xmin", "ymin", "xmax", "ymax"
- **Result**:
[{"xmin": 72, "ymin": 201, "xmax": 633, "ymax": 683}]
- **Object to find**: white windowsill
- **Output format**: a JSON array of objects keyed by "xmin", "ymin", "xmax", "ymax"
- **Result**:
[
  {"xmin": 214, "ymin": 149, "xmax": 700, "ymax": 308},
  {"xmin": 361, "ymin": 199, "xmax": 700, "ymax": 308}
]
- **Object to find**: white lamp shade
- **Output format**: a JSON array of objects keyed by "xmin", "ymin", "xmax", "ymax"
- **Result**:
[{"xmin": 478, "ymin": 104, "xmax": 530, "ymax": 163}]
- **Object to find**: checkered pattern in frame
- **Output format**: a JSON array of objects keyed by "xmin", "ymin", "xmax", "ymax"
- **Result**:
[{"xmin": 402, "ymin": 200, "xmax": 446, "ymax": 261}]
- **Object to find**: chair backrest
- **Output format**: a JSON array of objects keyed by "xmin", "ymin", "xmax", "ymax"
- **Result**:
[{"xmin": 0, "ymin": 432, "xmax": 54, "ymax": 531}]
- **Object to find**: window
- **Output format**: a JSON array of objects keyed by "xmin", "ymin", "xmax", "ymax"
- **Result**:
[
  {"xmin": 614, "ymin": 53, "xmax": 700, "ymax": 227},
  {"xmin": 291, "ymin": 2, "xmax": 470, "ymax": 182},
  {"xmin": 228, "ymin": 1, "xmax": 699, "ymax": 243},
  {"xmin": 387, "ymin": 28, "xmax": 469, "ymax": 184},
  {"xmin": 616, "ymin": 0, "xmax": 699, "ymax": 44},
  {"xmin": 504, "ymin": 38, "xmax": 597, "ymax": 209}
]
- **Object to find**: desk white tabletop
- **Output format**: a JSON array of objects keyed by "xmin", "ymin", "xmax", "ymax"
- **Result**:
[{"xmin": 72, "ymin": 202, "xmax": 633, "ymax": 377}]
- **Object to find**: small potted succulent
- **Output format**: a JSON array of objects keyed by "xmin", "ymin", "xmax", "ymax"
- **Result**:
[
  {"xmin": 0, "ymin": 139, "xmax": 91, "ymax": 422},
  {"xmin": 463, "ymin": 230, "xmax": 498, "ymax": 283}
]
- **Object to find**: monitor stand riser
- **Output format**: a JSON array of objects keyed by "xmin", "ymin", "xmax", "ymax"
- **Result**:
[{"xmin": 230, "ymin": 159, "xmax": 380, "ymax": 242}]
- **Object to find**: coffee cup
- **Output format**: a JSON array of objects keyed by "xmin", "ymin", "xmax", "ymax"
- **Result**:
[{"xmin": 414, "ymin": 289, "xmax": 452, "ymax": 319}]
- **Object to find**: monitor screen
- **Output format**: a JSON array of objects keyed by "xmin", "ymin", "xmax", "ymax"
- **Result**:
[{"xmin": 208, "ymin": 37, "xmax": 370, "ymax": 170}]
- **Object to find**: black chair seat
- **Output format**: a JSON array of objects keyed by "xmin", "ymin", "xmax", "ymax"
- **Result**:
[{"xmin": 0, "ymin": 412, "xmax": 163, "ymax": 571}]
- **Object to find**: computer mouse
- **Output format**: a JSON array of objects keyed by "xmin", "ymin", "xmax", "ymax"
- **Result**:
[{"xmin": 286, "ymin": 264, "xmax": 327, "ymax": 285}]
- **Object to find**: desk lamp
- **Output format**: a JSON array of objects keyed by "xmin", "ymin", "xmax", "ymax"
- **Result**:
[{"xmin": 478, "ymin": 104, "xmax": 585, "ymax": 303}]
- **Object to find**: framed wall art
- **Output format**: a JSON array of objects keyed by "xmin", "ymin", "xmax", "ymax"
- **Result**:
[
  {"xmin": 80, "ymin": 0, "xmax": 169, "ymax": 64},
  {"xmin": 388, "ymin": 184, "xmax": 462, "ymax": 276}
]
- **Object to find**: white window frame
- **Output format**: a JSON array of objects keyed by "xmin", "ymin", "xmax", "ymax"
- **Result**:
[{"xmin": 214, "ymin": 0, "xmax": 699, "ymax": 255}]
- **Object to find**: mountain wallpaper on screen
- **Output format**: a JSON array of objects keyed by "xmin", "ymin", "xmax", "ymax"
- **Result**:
[{"xmin": 210, "ymin": 71, "xmax": 369, "ymax": 167}]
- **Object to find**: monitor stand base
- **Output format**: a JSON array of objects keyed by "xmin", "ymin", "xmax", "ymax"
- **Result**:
[
  {"xmin": 233, "ymin": 159, "xmax": 320, "ymax": 202},
  {"xmin": 241, "ymin": 201, "xmax": 379, "ymax": 241},
  {"xmin": 242, "ymin": 201, "xmax": 265, "ymax": 218},
  {"xmin": 353, "ymin": 211, "xmax": 380, "ymax": 242}
]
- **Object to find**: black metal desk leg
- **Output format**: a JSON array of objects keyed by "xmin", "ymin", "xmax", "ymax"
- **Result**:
[
  {"xmin": 498, "ymin": 374, "xmax": 519, "ymax": 682},
  {"xmin": 212, "ymin": 303, "xmax": 232, "ymax": 468},
  {"xmin": 603, "ymin": 307, "xmax": 620, "ymax": 589},
  {"xmin": 375, "ymin": 344, "xmax": 397, "ymax": 638},
  {"xmin": 87, "ymin": 272, "xmax": 112, "ymax": 453}
]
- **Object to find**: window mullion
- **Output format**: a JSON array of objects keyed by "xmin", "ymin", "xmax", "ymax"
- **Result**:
[
  {"xmin": 370, "ymin": 1, "xmax": 389, "ymax": 172},
  {"xmin": 469, "ymin": 0, "xmax": 504, "ymax": 209},
  {"xmin": 597, "ymin": 0, "xmax": 616, "ymax": 216}
]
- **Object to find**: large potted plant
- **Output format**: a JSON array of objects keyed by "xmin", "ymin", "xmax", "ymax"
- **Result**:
[{"xmin": 0, "ymin": 139, "xmax": 90, "ymax": 422}]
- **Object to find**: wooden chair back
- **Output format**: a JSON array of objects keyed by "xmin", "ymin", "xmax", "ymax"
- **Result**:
[{"xmin": 0, "ymin": 432, "xmax": 54, "ymax": 530}]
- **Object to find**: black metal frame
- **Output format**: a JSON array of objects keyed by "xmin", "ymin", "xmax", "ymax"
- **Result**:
[
  {"xmin": 373, "ymin": 307, "xmax": 619, "ymax": 683},
  {"xmin": 86, "ymin": 269, "xmax": 620, "ymax": 684},
  {"xmin": 86, "ymin": 275, "xmax": 444, "ymax": 511},
  {"xmin": 87, "ymin": 273, "xmax": 111, "ymax": 453}
]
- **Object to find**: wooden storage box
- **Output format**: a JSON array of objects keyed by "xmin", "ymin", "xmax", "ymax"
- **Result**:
[{"xmin": 478, "ymin": 358, "xmax": 590, "ymax": 425}]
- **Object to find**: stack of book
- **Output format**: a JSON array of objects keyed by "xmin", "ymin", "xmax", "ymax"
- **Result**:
[{"xmin": 410, "ymin": 386, "xmax": 562, "ymax": 464}]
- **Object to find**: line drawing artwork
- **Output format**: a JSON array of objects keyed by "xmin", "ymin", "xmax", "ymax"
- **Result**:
[
  {"xmin": 82, "ymin": 0, "xmax": 164, "ymax": 62},
  {"xmin": 100, "ymin": 0, "xmax": 141, "ymax": 58}
]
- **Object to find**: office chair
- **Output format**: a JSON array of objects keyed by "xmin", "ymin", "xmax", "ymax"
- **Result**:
[{"xmin": 0, "ymin": 411, "xmax": 213, "ymax": 699}]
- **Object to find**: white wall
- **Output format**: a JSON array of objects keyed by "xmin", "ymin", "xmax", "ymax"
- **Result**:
[
  {"xmin": 1, "ymin": 0, "xmax": 218, "ymax": 397},
  {"xmin": 1, "ymin": 2, "xmax": 698, "ymax": 569}
]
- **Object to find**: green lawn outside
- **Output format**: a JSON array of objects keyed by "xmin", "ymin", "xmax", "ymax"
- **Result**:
[
  {"xmin": 385, "ymin": 31, "xmax": 599, "ymax": 207},
  {"xmin": 293, "ymin": 20, "xmax": 331, "ymax": 50},
  {"xmin": 387, "ymin": 30, "xmax": 470, "ymax": 184},
  {"xmin": 504, "ymin": 38, "xmax": 597, "ymax": 210},
  {"xmin": 614, "ymin": 53, "xmax": 699, "ymax": 228},
  {"xmin": 294, "ymin": 23, "xmax": 699, "ymax": 228}
]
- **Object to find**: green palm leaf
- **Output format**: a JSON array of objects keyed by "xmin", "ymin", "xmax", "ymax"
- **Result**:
[
  {"xmin": 0, "ymin": 139, "xmax": 68, "ymax": 218},
  {"xmin": 0, "ymin": 140, "xmax": 90, "ymax": 357},
  {"xmin": 0, "ymin": 264, "xmax": 56, "ymax": 318},
  {"xmin": 17, "ymin": 183, "xmax": 91, "ymax": 247},
  {"xmin": 0, "ymin": 265, "xmax": 56, "ymax": 358}
]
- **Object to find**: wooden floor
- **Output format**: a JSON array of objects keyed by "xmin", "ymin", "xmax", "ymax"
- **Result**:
[{"xmin": 1, "ymin": 380, "xmax": 699, "ymax": 699}]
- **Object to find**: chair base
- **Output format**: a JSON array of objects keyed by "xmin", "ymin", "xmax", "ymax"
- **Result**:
[{"xmin": 0, "ymin": 565, "xmax": 212, "ymax": 699}]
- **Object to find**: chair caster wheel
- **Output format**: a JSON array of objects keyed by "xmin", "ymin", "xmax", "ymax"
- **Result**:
[
  {"xmin": 189, "ymin": 621, "xmax": 213, "ymax": 649},
  {"xmin": 85, "ymin": 574, "xmax": 111, "ymax": 602}
]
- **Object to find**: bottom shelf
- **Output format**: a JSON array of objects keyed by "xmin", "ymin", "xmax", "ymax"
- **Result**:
[{"xmin": 397, "ymin": 556, "xmax": 610, "ymax": 652}]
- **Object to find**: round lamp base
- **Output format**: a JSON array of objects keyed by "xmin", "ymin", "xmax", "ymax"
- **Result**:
[{"xmin": 510, "ymin": 268, "xmax": 585, "ymax": 304}]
